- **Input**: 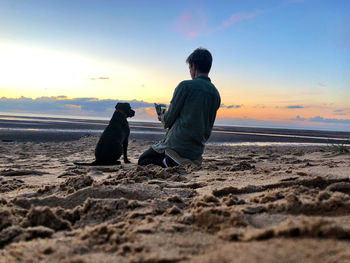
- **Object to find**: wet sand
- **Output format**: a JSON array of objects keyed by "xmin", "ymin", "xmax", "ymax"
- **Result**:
[
  {"xmin": 1, "ymin": 136, "xmax": 350, "ymax": 262},
  {"xmin": 1, "ymin": 114, "xmax": 350, "ymax": 144}
]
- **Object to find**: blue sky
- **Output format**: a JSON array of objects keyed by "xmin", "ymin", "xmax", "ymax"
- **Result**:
[{"xmin": 0, "ymin": 0, "xmax": 349, "ymax": 130}]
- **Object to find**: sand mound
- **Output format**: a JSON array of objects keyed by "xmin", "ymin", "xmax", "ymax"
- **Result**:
[
  {"xmin": 326, "ymin": 182, "xmax": 350, "ymax": 194},
  {"xmin": 0, "ymin": 225, "xmax": 54, "ymax": 249},
  {"xmin": 244, "ymin": 216, "xmax": 350, "ymax": 241},
  {"xmin": 22, "ymin": 206, "xmax": 71, "ymax": 231},
  {"xmin": 224, "ymin": 161, "xmax": 255, "ymax": 171},
  {"xmin": 0, "ymin": 169, "xmax": 46, "ymax": 177},
  {"xmin": 213, "ymin": 185, "xmax": 264, "ymax": 197},
  {"xmin": 59, "ymin": 175, "xmax": 94, "ymax": 193},
  {"xmin": 185, "ymin": 196, "xmax": 248, "ymax": 233},
  {"xmin": 79, "ymin": 224, "xmax": 140, "ymax": 254},
  {"xmin": 103, "ymin": 165, "xmax": 188, "ymax": 185},
  {"xmin": 189, "ymin": 238, "xmax": 350, "ymax": 263},
  {"xmin": 267, "ymin": 190, "xmax": 350, "ymax": 216},
  {"xmin": 13, "ymin": 183, "xmax": 179, "ymax": 210},
  {"xmin": 0, "ymin": 178, "xmax": 25, "ymax": 193},
  {"xmin": 58, "ymin": 167, "xmax": 88, "ymax": 178},
  {"xmin": 0, "ymin": 209, "xmax": 15, "ymax": 231}
]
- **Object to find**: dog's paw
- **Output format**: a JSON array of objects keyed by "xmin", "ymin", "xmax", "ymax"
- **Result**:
[{"xmin": 124, "ymin": 159, "xmax": 131, "ymax": 164}]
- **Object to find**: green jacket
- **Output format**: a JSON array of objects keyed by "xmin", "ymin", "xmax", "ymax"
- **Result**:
[{"xmin": 152, "ymin": 76, "xmax": 221, "ymax": 161}]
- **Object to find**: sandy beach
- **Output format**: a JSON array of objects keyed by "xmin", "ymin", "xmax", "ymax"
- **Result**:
[
  {"xmin": 0, "ymin": 135, "xmax": 350, "ymax": 262},
  {"xmin": 1, "ymin": 0, "xmax": 349, "ymax": 261}
]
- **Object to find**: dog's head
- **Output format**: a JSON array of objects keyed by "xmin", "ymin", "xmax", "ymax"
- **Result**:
[{"xmin": 115, "ymin": 102, "xmax": 135, "ymax": 118}]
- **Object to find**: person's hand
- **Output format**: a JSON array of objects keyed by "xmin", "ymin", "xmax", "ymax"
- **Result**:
[{"xmin": 158, "ymin": 115, "xmax": 162, "ymax": 121}]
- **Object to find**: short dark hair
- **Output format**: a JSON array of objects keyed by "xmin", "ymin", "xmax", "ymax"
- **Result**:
[{"xmin": 186, "ymin": 48, "xmax": 212, "ymax": 74}]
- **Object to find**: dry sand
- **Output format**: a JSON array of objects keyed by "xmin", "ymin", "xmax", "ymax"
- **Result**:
[{"xmin": 0, "ymin": 136, "xmax": 350, "ymax": 262}]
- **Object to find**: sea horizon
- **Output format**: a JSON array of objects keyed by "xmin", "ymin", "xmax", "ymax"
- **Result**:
[
  {"xmin": 1, "ymin": 111, "xmax": 350, "ymax": 133},
  {"xmin": 1, "ymin": 112, "xmax": 350, "ymax": 145}
]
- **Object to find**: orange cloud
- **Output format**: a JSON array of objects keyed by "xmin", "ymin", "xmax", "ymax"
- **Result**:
[
  {"xmin": 66, "ymin": 104, "xmax": 81, "ymax": 109},
  {"xmin": 55, "ymin": 96, "xmax": 69, "ymax": 100},
  {"xmin": 134, "ymin": 107, "xmax": 157, "ymax": 117}
]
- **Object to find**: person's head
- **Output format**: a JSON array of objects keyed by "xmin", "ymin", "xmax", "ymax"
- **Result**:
[{"xmin": 186, "ymin": 48, "xmax": 212, "ymax": 79}]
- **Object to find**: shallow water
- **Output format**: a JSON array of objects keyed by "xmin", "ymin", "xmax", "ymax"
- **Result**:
[
  {"xmin": 1, "ymin": 114, "xmax": 350, "ymax": 145},
  {"xmin": 208, "ymin": 142, "xmax": 338, "ymax": 147}
]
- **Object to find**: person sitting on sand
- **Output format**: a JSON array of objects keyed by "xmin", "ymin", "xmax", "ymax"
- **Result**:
[{"xmin": 138, "ymin": 48, "xmax": 221, "ymax": 167}]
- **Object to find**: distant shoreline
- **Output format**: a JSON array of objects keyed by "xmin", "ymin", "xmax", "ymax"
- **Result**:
[
  {"xmin": 0, "ymin": 114, "xmax": 350, "ymax": 144},
  {"xmin": 2, "ymin": 112, "xmax": 350, "ymax": 132}
]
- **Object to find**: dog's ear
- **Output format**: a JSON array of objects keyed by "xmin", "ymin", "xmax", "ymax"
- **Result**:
[
  {"xmin": 125, "ymin": 103, "xmax": 131, "ymax": 110},
  {"xmin": 115, "ymin": 102, "xmax": 121, "ymax": 110}
]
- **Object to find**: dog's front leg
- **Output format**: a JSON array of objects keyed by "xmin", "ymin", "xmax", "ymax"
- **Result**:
[{"xmin": 123, "ymin": 137, "xmax": 131, "ymax": 163}]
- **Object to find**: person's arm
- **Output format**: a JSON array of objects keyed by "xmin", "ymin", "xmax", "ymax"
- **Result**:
[{"xmin": 163, "ymin": 82, "xmax": 187, "ymax": 129}]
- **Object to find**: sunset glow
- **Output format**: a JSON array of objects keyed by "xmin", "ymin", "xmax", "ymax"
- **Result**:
[{"xmin": 0, "ymin": 0, "xmax": 349, "ymax": 130}]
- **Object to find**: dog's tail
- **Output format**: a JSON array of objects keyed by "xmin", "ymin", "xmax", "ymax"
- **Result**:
[
  {"xmin": 74, "ymin": 161, "xmax": 121, "ymax": 166},
  {"xmin": 73, "ymin": 161, "xmax": 98, "ymax": 166}
]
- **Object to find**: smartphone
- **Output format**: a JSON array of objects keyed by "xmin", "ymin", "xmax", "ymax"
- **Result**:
[{"xmin": 154, "ymin": 103, "xmax": 167, "ymax": 116}]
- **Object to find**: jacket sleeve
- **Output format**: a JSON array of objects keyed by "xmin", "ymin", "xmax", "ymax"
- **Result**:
[{"xmin": 163, "ymin": 82, "xmax": 187, "ymax": 129}]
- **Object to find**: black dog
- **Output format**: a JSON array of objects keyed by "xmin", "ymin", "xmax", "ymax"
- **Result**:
[{"xmin": 75, "ymin": 102, "xmax": 135, "ymax": 165}]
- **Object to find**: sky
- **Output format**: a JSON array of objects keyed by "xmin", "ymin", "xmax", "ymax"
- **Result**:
[{"xmin": 0, "ymin": 0, "xmax": 349, "ymax": 131}]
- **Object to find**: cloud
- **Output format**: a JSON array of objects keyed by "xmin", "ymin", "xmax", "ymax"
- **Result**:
[
  {"xmin": 220, "ymin": 104, "xmax": 242, "ymax": 109},
  {"xmin": 214, "ymin": 116, "xmax": 349, "ymax": 131},
  {"xmin": 66, "ymin": 104, "xmax": 82, "ymax": 110},
  {"xmin": 2, "ymin": 97, "xmax": 349, "ymax": 131},
  {"xmin": 292, "ymin": 115, "xmax": 306, "ymax": 121},
  {"xmin": 309, "ymin": 116, "xmax": 350, "ymax": 125},
  {"xmin": 317, "ymin": 82, "xmax": 327, "ymax": 87},
  {"xmin": 219, "ymin": 12, "xmax": 258, "ymax": 29},
  {"xmin": 176, "ymin": 8, "xmax": 261, "ymax": 38},
  {"xmin": 216, "ymin": 115, "xmax": 350, "ymax": 131},
  {"xmin": 253, "ymin": 104, "xmax": 266, "ymax": 109},
  {"xmin": 176, "ymin": 9, "xmax": 207, "ymax": 38},
  {"xmin": 89, "ymin": 77, "xmax": 110, "ymax": 80},
  {"xmin": 0, "ymin": 97, "xmax": 155, "ymax": 119},
  {"xmin": 215, "ymin": 117, "xmax": 294, "ymax": 129},
  {"xmin": 333, "ymin": 109, "xmax": 346, "ymax": 116},
  {"xmin": 292, "ymin": 115, "xmax": 350, "ymax": 125},
  {"xmin": 286, "ymin": 105, "xmax": 304, "ymax": 109},
  {"xmin": 227, "ymin": 105, "xmax": 242, "ymax": 109}
]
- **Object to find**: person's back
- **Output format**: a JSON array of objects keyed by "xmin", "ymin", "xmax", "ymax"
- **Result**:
[
  {"xmin": 138, "ymin": 47, "xmax": 221, "ymax": 167},
  {"xmin": 153, "ymin": 76, "xmax": 220, "ymax": 161}
]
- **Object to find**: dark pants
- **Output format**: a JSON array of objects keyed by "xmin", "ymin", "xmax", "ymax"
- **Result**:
[{"xmin": 138, "ymin": 147, "xmax": 165, "ymax": 167}]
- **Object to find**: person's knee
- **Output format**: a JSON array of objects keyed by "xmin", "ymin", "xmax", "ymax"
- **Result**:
[
  {"xmin": 138, "ymin": 158, "xmax": 146, "ymax": 166},
  {"xmin": 137, "ymin": 147, "xmax": 165, "ymax": 167},
  {"xmin": 138, "ymin": 155, "xmax": 157, "ymax": 166},
  {"xmin": 137, "ymin": 149, "xmax": 149, "ymax": 165}
]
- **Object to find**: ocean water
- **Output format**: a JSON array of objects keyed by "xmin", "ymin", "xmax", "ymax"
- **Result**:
[
  {"xmin": 208, "ymin": 142, "xmax": 333, "ymax": 147},
  {"xmin": 0, "ymin": 127, "xmax": 165, "ymax": 135},
  {"xmin": 1, "ymin": 113, "xmax": 350, "ymax": 145}
]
